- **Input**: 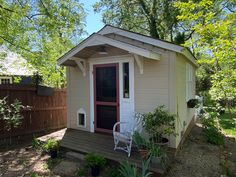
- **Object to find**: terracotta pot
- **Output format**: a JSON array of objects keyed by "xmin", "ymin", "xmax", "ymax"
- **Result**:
[{"xmin": 138, "ymin": 149, "xmax": 149, "ymax": 159}]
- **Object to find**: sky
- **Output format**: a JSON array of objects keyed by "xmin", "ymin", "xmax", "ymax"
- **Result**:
[{"xmin": 80, "ymin": 0, "xmax": 104, "ymax": 36}]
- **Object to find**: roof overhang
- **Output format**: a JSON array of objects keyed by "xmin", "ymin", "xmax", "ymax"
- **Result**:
[
  {"xmin": 98, "ymin": 25, "xmax": 198, "ymax": 67},
  {"xmin": 58, "ymin": 33, "xmax": 161, "ymax": 66}
]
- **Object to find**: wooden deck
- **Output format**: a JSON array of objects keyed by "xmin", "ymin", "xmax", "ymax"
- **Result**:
[{"xmin": 60, "ymin": 129, "xmax": 166, "ymax": 174}]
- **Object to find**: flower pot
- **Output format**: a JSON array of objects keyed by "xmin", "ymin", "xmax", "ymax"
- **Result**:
[
  {"xmin": 187, "ymin": 99, "xmax": 198, "ymax": 108},
  {"xmin": 138, "ymin": 149, "xmax": 149, "ymax": 159},
  {"xmin": 154, "ymin": 137, "xmax": 169, "ymax": 148},
  {"xmin": 50, "ymin": 149, "xmax": 58, "ymax": 159},
  {"xmin": 91, "ymin": 166, "xmax": 100, "ymax": 177}
]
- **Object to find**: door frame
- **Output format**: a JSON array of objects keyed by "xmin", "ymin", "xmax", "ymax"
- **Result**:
[
  {"xmin": 89, "ymin": 55, "xmax": 135, "ymax": 133},
  {"xmin": 93, "ymin": 63, "xmax": 120, "ymax": 133}
]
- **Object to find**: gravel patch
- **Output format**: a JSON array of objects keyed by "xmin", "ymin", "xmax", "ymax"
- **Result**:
[{"xmin": 166, "ymin": 124, "xmax": 221, "ymax": 177}]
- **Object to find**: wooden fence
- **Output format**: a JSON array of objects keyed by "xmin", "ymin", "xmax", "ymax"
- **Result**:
[{"xmin": 0, "ymin": 85, "xmax": 67, "ymax": 139}]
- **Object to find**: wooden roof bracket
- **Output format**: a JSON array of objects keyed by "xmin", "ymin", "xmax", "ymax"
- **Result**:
[
  {"xmin": 133, "ymin": 54, "xmax": 144, "ymax": 74},
  {"xmin": 71, "ymin": 57, "xmax": 87, "ymax": 77}
]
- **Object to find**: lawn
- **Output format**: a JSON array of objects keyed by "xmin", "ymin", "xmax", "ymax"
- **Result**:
[{"xmin": 219, "ymin": 108, "xmax": 236, "ymax": 138}]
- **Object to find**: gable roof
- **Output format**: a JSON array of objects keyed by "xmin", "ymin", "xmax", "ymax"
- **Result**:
[{"xmin": 57, "ymin": 25, "xmax": 197, "ymax": 67}]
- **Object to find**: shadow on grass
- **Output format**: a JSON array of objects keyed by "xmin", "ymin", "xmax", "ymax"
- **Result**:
[{"xmin": 219, "ymin": 110, "xmax": 236, "ymax": 138}]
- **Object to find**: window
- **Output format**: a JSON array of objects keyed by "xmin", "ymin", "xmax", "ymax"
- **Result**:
[
  {"xmin": 123, "ymin": 62, "xmax": 129, "ymax": 98},
  {"xmin": 0, "ymin": 77, "xmax": 12, "ymax": 84},
  {"xmin": 77, "ymin": 108, "xmax": 86, "ymax": 127},
  {"xmin": 186, "ymin": 63, "xmax": 194, "ymax": 101}
]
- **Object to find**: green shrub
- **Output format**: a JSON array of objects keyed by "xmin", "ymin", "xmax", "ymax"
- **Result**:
[
  {"xmin": 204, "ymin": 125, "xmax": 224, "ymax": 145},
  {"xmin": 84, "ymin": 153, "xmax": 106, "ymax": 168},
  {"xmin": 43, "ymin": 139, "xmax": 59, "ymax": 152},
  {"xmin": 32, "ymin": 137, "xmax": 43, "ymax": 149},
  {"xmin": 142, "ymin": 105, "xmax": 176, "ymax": 142},
  {"xmin": 105, "ymin": 166, "xmax": 122, "ymax": 177},
  {"xmin": 75, "ymin": 166, "xmax": 87, "ymax": 177},
  {"xmin": 201, "ymin": 106, "xmax": 224, "ymax": 145}
]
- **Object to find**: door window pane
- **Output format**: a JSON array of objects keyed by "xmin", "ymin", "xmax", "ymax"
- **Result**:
[
  {"xmin": 123, "ymin": 63, "xmax": 129, "ymax": 98},
  {"xmin": 97, "ymin": 105, "xmax": 117, "ymax": 130},
  {"xmin": 96, "ymin": 66, "xmax": 117, "ymax": 102}
]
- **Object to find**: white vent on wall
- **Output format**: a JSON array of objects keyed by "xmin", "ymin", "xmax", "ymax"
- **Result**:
[{"xmin": 77, "ymin": 108, "xmax": 86, "ymax": 128}]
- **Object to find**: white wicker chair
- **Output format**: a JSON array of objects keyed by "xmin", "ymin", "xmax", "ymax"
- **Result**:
[
  {"xmin": 113, "ymin": 122, "xmax": 133, "ymax": 157},
  {"xmin": 113, "ymin": 114, "xmax": 143, "ymax": 157}
]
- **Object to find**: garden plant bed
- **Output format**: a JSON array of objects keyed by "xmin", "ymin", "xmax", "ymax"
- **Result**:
[{"xmin": 0, "ymin": 122, "xmax": 235, "ymax": 177}]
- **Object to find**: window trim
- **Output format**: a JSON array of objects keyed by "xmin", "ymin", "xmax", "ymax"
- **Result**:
[
  {"xmin": 0, "ymin": 76, "xmax": 12, "ymax": 84},
  {"xmin": 186, "ymin": 63, "xmax": 193, "ymax": 102},
  {"xmin": 122, "ymin": 62, "xmax": 130, "ymax": 99}
]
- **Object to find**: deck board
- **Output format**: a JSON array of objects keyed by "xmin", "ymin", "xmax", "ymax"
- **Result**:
[{"xmin": 60, "ymin": 129, "xmax": 165, "ymax": 174}]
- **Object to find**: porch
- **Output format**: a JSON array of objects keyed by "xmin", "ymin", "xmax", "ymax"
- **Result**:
[{"xmin": 60, "ymin": 129, "xmax": 171, "ymax": 175}]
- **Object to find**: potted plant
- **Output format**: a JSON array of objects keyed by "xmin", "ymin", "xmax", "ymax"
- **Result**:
[
  {"xmin": 43, "ymin": 138, "xmax": 59, "ymax": 158},
  {"xmin": 187, "ymin": 99, "xmax": 199, "ymax": 108},
  {"xmin": 84, "ymin": 152, "xmax": 106, "ymax": 177},
  {"xmin": 147, "ymin": 142, "xmax": 168, "ymax": 169},
  {"xmin": 142, "ymin": 105, "xmax": 176, "ymax": 146},
  {"xmin": 133, "ymin": 132, "xmax": 149, "ymax": 159}
]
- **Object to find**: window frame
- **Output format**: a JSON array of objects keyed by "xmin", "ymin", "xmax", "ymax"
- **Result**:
[
  {"xmin": 122, "ymin": 62, "xmax": 130, "ymax": 99},
  {"xmin": 186, "ymin": 63, "xmax": 194, "ymax": 102},
  {"xmin": 0, "ymin": 76, "xmax": 12, "ymax": 84}
]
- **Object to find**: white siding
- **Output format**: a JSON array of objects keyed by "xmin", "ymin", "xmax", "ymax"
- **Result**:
[
  {"xmin": 67, "ymin": 65, "xmax": 90, "ymax": 131},
  {"xmin": 175, "ymin": 53, "xmax": 196, "ymax": 147}
]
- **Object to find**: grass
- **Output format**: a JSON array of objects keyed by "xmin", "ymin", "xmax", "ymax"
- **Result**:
[{"xmin": 219, "ymin": 108, "xmax": 236, "ymax": 138}]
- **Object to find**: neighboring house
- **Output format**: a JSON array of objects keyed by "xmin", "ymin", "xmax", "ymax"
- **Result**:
[
  {"xmin": 0, "ymin": 48, "xmax": 35, "ymax": 85},
  {"xmin": 58, "ymin": 25, "xmax": 197, "ymax": 149}
]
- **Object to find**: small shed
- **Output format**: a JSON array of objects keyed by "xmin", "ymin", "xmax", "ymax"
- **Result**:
[{"xmin": 58, "ymin": 25, "xmax": 197, "ymax": 149}]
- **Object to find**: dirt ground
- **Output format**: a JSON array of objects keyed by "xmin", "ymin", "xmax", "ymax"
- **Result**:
[
  {"xmin": 165, "ymin": 122, "xmax": 236, "ymax": 177},
  {"xmin": 0, "ymin": 123, "xmax": 235, "ymax": 177}
]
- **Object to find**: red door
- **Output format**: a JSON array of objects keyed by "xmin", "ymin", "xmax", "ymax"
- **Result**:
[{"xmin": 94, "ymin": 63, "xmax": 119, "ymax": 133}]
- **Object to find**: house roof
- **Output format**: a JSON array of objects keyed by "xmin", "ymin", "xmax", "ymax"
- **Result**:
[
  {"xmin": 57, "ymin": 25, "xmax": 197, "ymax": 67},
  {"xmin": 0, "ymin": 47, "xmax": 35, "ymax": 76}
]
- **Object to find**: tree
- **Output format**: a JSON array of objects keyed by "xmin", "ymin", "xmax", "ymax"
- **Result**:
[
  {"xmin": 175, "ymin": 0, "xmax": 236, "ymax": 114},
  {"xmin": 0, "ymin": 0, "xmax": 86, "ymax": 87},
  {"xmin": 93, "ymin": 0, "xmax": 193, "ymax": 43}
]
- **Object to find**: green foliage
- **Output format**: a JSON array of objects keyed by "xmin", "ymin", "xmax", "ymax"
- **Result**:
[
  {"xmin": 133, "ymin": 131, "xmax": 149, "ymax": 150},
  {"xmin": 201, "ymin": 107, "xmax": 224, "ymax": 145},
  {"xmin": 0, "ymin": 96, "xmax": 24, "ymax": 131},
  {"xmin": 0, "ymin": 0, "xmax": 86, "ymax": 88},
  {"xmin": 119, "ymin": 158, "xmax": 152, "ymax": 177},
  {"xmin": 32, "ymin": 137, "xmax": 43, "ymax": 150},
  {"xmin": 29, "ymin": 172, "xmax": 40, "ymax": 177},
  {"xmin": 104, "ymin": 166, "xmax": 122, "ymax": 177},
  {"xmin": 43, "ymin": 139, "xmax": 59, "ymax": 152},
  {"xmin": 142, "ymin": 105, "xmax": 176, "ymax": 142},
  {"xmin": 84, "ymin": 153, "xmax": 106, "ymax": 168},
  {"xmin": 219, "ymin": 108, "xmax": 236, "ymax": 138},
  {"xmin": 75, "ymin": 166, "xmax": 87, "ymax": 177},
  {"xmin": 175, "ymin": 0, "xmax": 236, "ymax": 113},
  {"xmin": 94, "ymin": 0, "xmax": 187, "ymax": 43}
]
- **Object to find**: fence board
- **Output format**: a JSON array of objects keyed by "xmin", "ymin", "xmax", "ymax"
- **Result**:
[{"xmin": 0, "ymin": 84, "xmax": 67, "ymax": 139}]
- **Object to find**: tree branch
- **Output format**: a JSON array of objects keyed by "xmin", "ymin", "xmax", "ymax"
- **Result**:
[
  {"xmin": 0, "ymin": 35, "xmax": 34, "ymax": 54},
  {"xmin": 0, "ymin": 4, "xmax": 14, "ymax": 13}
]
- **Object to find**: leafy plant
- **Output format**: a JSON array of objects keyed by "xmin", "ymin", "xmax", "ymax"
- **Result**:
[
  {"xmin": 142, "ymin": 105, "xmax": 176, "ymax": 143},
  {"xmin": 201, "ymin": 107, "xmax": 224, "ymax": 145},
  {"xmin": 43, "ymin": 139, "xmax": 59, "ymax": 152},
  {"xmin": 75, "ymin": 166, "xmax": 87, "ymax": 177},
  {"xmin": 0, "ymin": 96, "xmax": 28, "ymax": 144},
  {"xmin": 84, "ymin": 153, "xmax": 106, "ymax": 168},
  {"xmin": 133, "ymin": 132, "xmax": 148, "ymax": 150},
  {"xmin": 119, "ymin": 158, "xmax": 152, "ymax": 177},
  {"xmin": 104, "ymin": 166, "xmax": 122, "ymax": 177},
  {"xmin": 32, "ymin": 137, "xmax": 43, "ymax": 150}
]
